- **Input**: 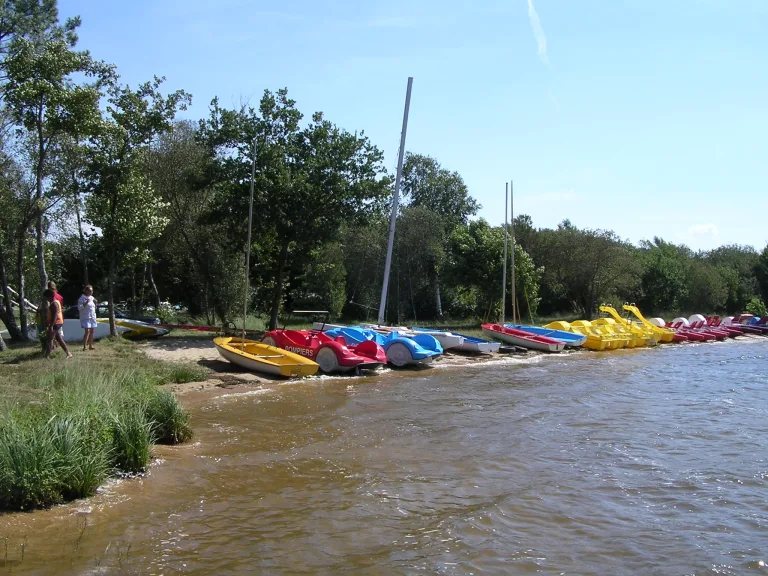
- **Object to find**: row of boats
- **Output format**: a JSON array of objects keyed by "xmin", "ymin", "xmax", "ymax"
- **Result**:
[{"xmin": 213, "ymin": 305, "xmax": 768, "ymax": 378}]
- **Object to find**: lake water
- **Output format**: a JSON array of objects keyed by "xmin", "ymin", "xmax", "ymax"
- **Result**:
[{"xmin": 2, "ymin": 338, "xmax": 767, "ymax": 575}]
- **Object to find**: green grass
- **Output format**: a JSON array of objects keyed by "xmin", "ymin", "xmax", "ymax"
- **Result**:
[{"xmin": 0, "ymin": 338, "xmax": 205, "ymax": 512}]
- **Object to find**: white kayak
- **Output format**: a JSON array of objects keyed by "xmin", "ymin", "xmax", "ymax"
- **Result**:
[{"xmin": 409, "ymin": 327, "xmax": 466, "ymax": 351}]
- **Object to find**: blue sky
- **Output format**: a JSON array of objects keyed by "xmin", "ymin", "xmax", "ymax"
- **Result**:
[{"xmin": 60, "ymin": 0, "xmax": 768, "ymax": 251}]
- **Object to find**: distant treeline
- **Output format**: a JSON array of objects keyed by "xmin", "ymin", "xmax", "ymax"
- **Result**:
[{"xmin": 1, "ymin": 3, "xmax": 767, "ymax": 350}]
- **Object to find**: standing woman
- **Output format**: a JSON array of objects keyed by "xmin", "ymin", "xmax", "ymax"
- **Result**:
[
  {"xmin": 44, "ymin": 289, "xmax": 72, "ymax": 359},
  {"xmin": 78, "ymin": 285, "xmax": 97, "ymax": 351}
]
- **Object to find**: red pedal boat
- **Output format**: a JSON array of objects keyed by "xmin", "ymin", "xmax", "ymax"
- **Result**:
[
  {"xmin": 262, "ymin": 329, "xmax": 386, "ymax": 374},
  {"xmin": 666, "ymin": 321, "xmax": 713, "ymax": 342}
]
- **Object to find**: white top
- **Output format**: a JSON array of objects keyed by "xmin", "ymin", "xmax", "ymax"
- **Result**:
[{"xmin": 78, "ymin": 294, "xmax": 97, "ymax": 323}]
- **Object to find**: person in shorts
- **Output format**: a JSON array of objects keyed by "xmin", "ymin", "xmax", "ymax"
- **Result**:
[
  {"xmin": 78, "ymin": 284, "xmax": 97, "ymax": 351},
  {"xmin": 44, "ymin": 288, "xmax": 72, "ymax": 359}
]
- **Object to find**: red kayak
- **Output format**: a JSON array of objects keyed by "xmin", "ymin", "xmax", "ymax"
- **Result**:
[
  {"xmin": 262, "ymin": 329, "xmax": 386, "ymax": 373},
  {"xmin": 481, "ymin": 323, "xmax": 565, "ymax": 352}
]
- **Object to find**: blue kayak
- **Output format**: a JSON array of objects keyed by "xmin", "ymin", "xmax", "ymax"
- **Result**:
[
  {"xmin": 411, "ymin": 327, "xmax": 499, "ymax": 354},
  {"xmin": 325, "ymin": 327, "xmax": 442, "ymax": 367},
  {"xmin": 504, "ymin": 324, "xmax": 586, "ymax": 347}
]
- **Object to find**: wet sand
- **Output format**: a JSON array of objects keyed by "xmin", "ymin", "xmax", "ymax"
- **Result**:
[{"xmin": 140, "ymin": 336, "xmax": 541, "ymax": 407}]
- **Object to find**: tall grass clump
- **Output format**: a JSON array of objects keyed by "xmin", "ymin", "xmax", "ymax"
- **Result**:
[
  {"xmin": 144, "ymin": 388, "xmax": 193, "ymax": 444},
  {"xmin": 0, "ymin": 363, "xmax": 193, "ymax": 512},
  {"xmin": 162, "ymin": 363, "xmax": 209, "ymax": 384}
]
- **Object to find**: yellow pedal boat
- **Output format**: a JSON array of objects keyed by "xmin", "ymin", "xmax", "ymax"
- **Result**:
[
  {"xmin": 214, "ymin": 337, "xmax": 319, "ymax": 378},
  {"xmin": 544, "ymin": 320, "xmax": 620, "ymax": 351},
  {"xmin": 598, "ymin": 305, "xmax": 659, "ymax": 346},
  {"xmin": 622, "ymin": 304, "xmax": 676, "ymax": 343}
]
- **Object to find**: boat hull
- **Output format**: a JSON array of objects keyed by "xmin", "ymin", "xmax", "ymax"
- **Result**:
[
  {"xmin": 504, "ymin": 324, "xmax": 586, "ymax": 347},
  {"xmin": 481, "ymin": 324, "xmax": 565, "ymax": 353},
  {"xmin": 214, "ymin": 337, "xmax": 319, "ymax": 377},
  {"xmin": 410, "ymin": 327, "xmax": 465, "ymax": 350}
]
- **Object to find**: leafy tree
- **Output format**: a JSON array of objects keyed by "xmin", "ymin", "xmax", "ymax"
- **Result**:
[
  {"xmin": 201, "ymin": 89, "xmax": 390, "ymax": 330},
  {"xmin": 147, "ymin": 120, "xmax": 244, "ymax": 323},
  {"xmin": 400, "ymin": 153, "xmax": 479, "ymax": 317},
  {"xmin": 682, "ymin": 259, "xmax": 728, "ymax": 313},
  {"xmin": 3, "ymin": 23, "xmax": 111, "ymax": 293},
  {"xmin": 390, "ymin": 205, "xmax": 447, "ymax": 322},
  {"xmin": 295, "ymin": 242, "xmax": 346, "ymax": 318},
  {"xmin": 340, "ymin": 219, "xmax": 387, "ymax": 321},
  {"xmin": 535, "ymin": 221, "xmax": 641, "ymax": 318},
  {"xmin": 85, "ymin": 77, "xmax": 189, "ymax": 335},
  {"xmin": 744, "ymin": 297, "xmax": 766, "ymax": 318},
  {"xmin": 513, "ymin": 214, "xmax": 536, "ymax": 254},
  {"xmin": 447, "ymin": 218, "xmax": 540, "ymax": 321},
  {"xmin": 753, "ymin": 244, "xmax": 768, "ymax": 304},
  {"xmin": 638, "ymin": 237, "xmax": 688, "ymax": 313},
  {"xmin": 705, "ymin": 244, "xmax": 759, "ymax": 313}
]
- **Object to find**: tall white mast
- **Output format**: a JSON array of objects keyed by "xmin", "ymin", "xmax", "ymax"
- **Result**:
[
  {"xmin": 241, "ymin": 139, "xmax": 257, "ymax": 346},
  {"xmin": 501, "ymin": 182, "xmax": 508, "ymax": 324},
  {"xmin": 377, "ymin": 77, "xmax": 413, "ymax": 325},
  {"xmin": 510, "ymin": 180, "xmax": 516, "ymax": 324}
]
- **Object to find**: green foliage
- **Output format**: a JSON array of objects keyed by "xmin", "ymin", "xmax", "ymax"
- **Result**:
[
  {"xmin": 297, "ymin": 242, "xmax": 347, "ymax": 318},
  {"xmin": 162, "ymin": 363, "xmax": 209, "ymax": 384},
  {"xmin": 0, "ymin": 364, "xmax": 193, "ymax": 511},
  {"xmin": 109, "ymin": 402, "xmax": 153, "ymax": 474},
  {"xmin": 199, "ymin": 89, "xmax": 391, "ymax": 328},
  {"xmin": 3, "ymin": 37, "xmax": 113, "ymax": 138},
  {"xmin": 446, "ymin": 219, "xmax": 541, "ymax": 322},
  {"xmin": 88, "ymin": 170, "xmax": 169, "ymax": 258},
  {"xmin": 745, "ymin": 297, "xmax": 766, "ymax": 318},
  {"xmin": 530, "ymin": 222, "xmax": 641, "ymax": 318},
  {"xmin": 144, "ymin": 388, "xmax": 193, "ymax": 444},
  {"xmin": 683, "ymin": 260, "xmax": 728, "ymax": 312},
  {"xmin": 401, "ymin": 153, "xmax": 479, "ymax": 226},
  {"xmin": 705, "ymin": 245, "xmax": 759, "ymax": 313},
  {"xmin": 639, "ymin": 238, "xmax": 688, "ymax": 312},
  {"xmin": 754, "ymin": 245, "xmax": 768, "ymax": 304}
]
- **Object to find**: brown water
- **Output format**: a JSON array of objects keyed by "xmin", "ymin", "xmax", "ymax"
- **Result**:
[{"xmin": 2, "ymin": 339, "xmax": 768, "ymax": 575}]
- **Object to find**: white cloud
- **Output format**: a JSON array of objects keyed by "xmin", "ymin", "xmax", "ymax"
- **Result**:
[
  {"xmin": 687, "ymin": 223, "xmax": 719, "ymax": 237},
  {"xmin": 527, "ymin": 0, "xmax": 548, "ymax": 64}
]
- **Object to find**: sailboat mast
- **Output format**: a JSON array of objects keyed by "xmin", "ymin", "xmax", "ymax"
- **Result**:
[
  {"xmin": 501, "ymin": 182, "xmax": 508, "ymax": 324},
  {"xmin": 241, "ymin": 139, "xmax": 257, "ymax": 345},
  {"xmin": 377, "ymin": 76, "xmax": 414, "ymax": 325},
  {"xmin": 510, "ymin": 179, "xmax": 516, "ymax": 324}
]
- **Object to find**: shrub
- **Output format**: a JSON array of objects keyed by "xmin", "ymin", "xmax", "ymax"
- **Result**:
[
  {"xmin": 145, "ymin": 389, "xmax": 193, "ymax": 444},
  {"xmin": 110, "ymin": 403, "xmax": 154, "ymax": 475},
  {"xmin": 745, "ymin": 297, "xmax": 767, "ymax": 318},
  {"xmin": 0, "ymin": 363, "xmax": 193, "ymax": 511}
]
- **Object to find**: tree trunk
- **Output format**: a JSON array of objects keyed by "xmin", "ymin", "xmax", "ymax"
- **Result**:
[
  {"xmin": 0, "ymin": 332, "xmax": 6, "ymax": 352},
  {"xmin": 268, "ymin": 244, "xmax": 289, "ymax": 330},
  {"xmin": 139, "ymin": 263, "xmax": 147, "ymax": 312},
  {"xmin": 148, "ymin": 261, "xmax": 161, "ymax": 309},
  {"xmin": 0, "ymin": 247, "xmax": 22, "ymax": 340},
  {"xmin": 108, "ymin": 254, "xmax": 117, "ymax": 337},
  {"xmin": 15, "ymin": 237, "xmax": 29, "ymax": 341},
  {"xmin": 75, "ymin": 196, "xmax": 89, "ymax": 284},
  {"xmin": 36, "ymin": 116, "xmax": 49, "ymax": 292},
  {"xmin": 130, "ymin": 268, "xmax": 138, "ymax": 317},
  {"xmin": 35, "ymin": 212, "xmax": 47, "ymax": 291},
  {"xmin": 434, "ymin": 268, "xmax": 443, "ymax": 318}
]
